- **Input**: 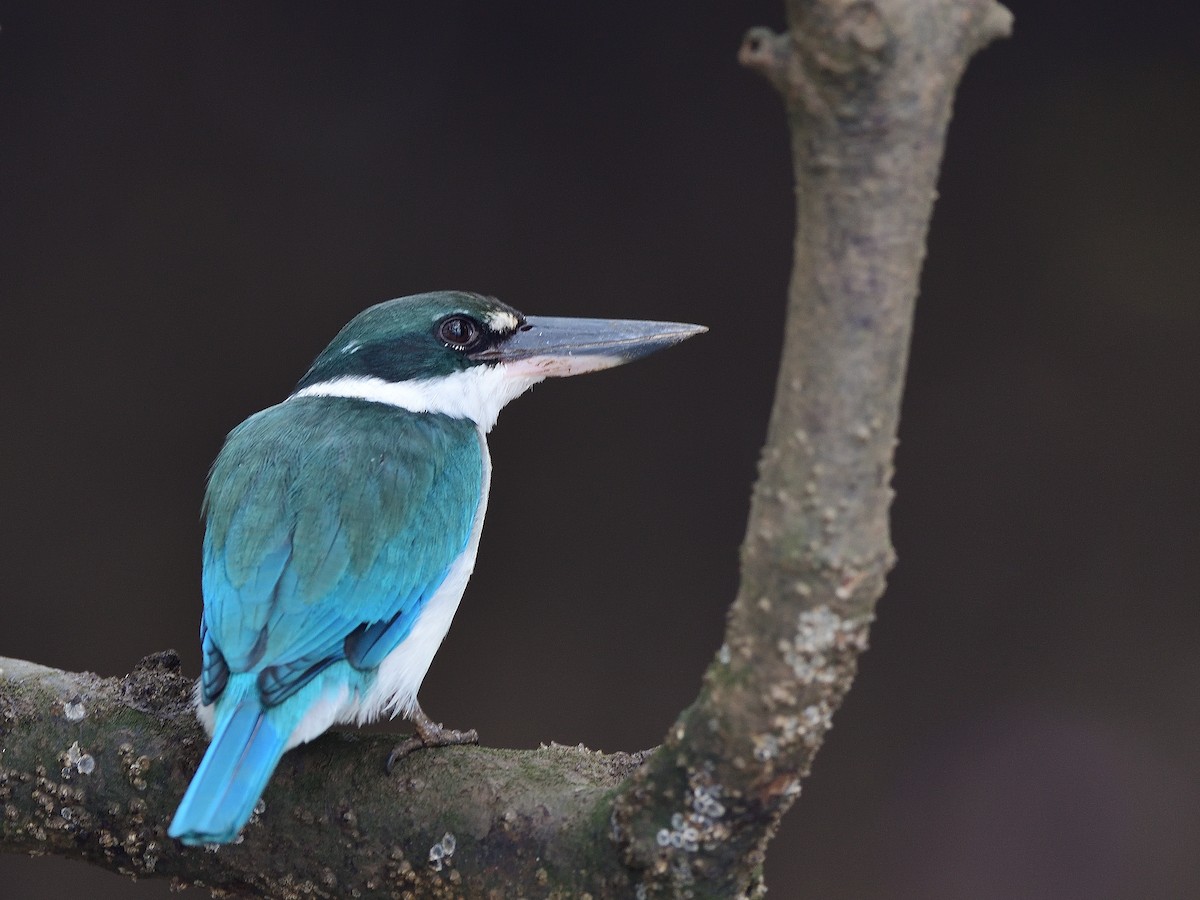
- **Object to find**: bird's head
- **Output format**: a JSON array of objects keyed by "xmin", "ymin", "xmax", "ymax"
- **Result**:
[{"xmin": 293, "ymin": 291, "xmax": 705, "ymax": 431}]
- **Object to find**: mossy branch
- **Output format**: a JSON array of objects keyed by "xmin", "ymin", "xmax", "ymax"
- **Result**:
[
  {"xmin": 0, "ymin": 1, "xmax": 1009, "ymax": 896},
  {"xmin": 0, "ymin": 652, "xmax": 648, "ymax": 896}
]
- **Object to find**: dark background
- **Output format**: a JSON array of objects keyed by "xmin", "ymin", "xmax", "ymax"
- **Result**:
[{"xmin": 2, "ymin": 2, "xmax": 1197, "ymax": 897}]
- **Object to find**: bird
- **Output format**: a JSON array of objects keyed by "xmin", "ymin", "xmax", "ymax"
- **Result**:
[{"xmin": 167, "ymin": 290, "xmax": 704, "ymax": 845}]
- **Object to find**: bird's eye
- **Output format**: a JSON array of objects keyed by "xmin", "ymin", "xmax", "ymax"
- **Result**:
[{"xmin": 437, "ymin": 315, "xmax": 483, "ymax": 351}]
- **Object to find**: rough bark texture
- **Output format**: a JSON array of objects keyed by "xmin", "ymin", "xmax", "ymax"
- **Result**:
[
  {"xmin": 0, "ymin": 1, "xmax": 1010, "ymax": 896},
  {"xmin": 0, "ymin": 652, "xmax": 648, "ymax": 897},
  {"xmin": 612, "ymin": 2, "xmax": 1011, "ymax": 896}
]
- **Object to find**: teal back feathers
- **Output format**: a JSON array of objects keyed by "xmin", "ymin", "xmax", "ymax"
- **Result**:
[
  {"xmin": 174, "ymin": 395, "xmax": 484, "ymax": 845},
  {"xmin": 201, "ymin": 396, "xmax": 483, "ymax": 703}
]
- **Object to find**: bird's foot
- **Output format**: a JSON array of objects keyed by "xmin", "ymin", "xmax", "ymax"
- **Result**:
[{"xmin": 386, "ymin": 704, "xmax": 479, "ymax": 773}]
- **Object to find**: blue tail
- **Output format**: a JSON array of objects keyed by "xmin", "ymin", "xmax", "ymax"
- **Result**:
[{"xmin": 169, "ymin": 702, "xmax": 289, "ymax": 845}]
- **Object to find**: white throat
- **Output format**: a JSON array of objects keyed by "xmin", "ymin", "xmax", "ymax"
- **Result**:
[{"xmin": 291, "ymin": 366, "xmax": 544, "ymax": 432}]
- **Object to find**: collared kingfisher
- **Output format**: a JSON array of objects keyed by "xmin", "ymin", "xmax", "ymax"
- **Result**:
[{"xmin": 168, "ymin": 290, "xmax": 704, "ymax": 845}]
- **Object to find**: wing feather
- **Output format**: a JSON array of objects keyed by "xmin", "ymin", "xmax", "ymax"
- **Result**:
[{"xmin": 199, "ymin": 398, "xmax": 482, "ymax": 708}]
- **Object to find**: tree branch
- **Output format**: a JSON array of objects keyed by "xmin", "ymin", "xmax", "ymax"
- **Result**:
[
  {"xmin": 0, "ymin": 1, "xmax": 1010, "ymax": 896},
  {"xmin": 613, "ymin": 1, "xmax": 1011, "ymax": 896},
  {"xmin": 1, "ymin": 652, "xmax": 648, "ymax": 896}
]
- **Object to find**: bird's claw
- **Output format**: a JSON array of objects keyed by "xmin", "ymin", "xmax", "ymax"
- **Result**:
[{"xmin": 386, "ymin": 706, "xmax": 479, "ymax": 773}]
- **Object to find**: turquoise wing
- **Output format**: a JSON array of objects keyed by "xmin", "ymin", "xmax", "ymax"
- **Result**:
[{"xmin": 199, "ymin": 397, "xmax": 483, "ymax": 707}]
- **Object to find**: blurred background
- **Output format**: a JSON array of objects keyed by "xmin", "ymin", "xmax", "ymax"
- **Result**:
[{"xmin": 1, "ymin": 1, "xmax": 1197, "ymax": 897}]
